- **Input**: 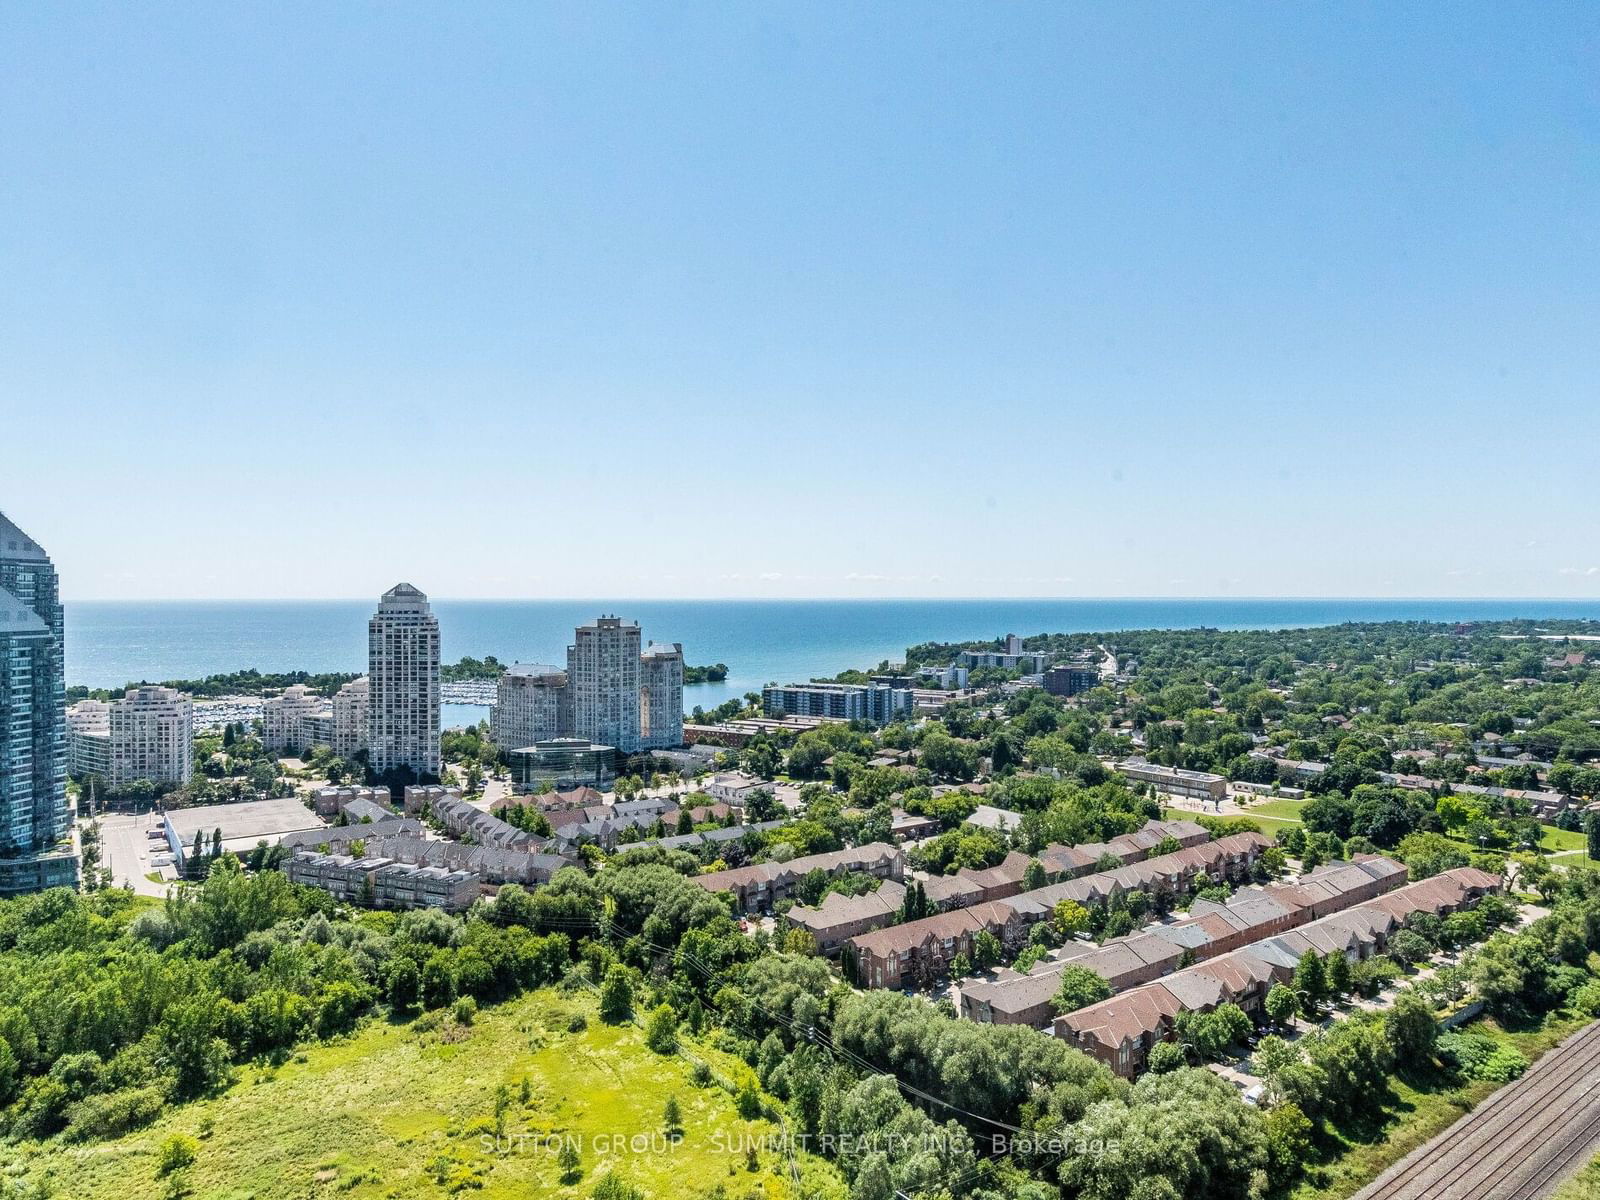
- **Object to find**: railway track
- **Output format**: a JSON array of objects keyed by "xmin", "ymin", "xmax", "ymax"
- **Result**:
[{"xmin": 1351, "ymin": 1020, "xmax": 1600, "ymax": 1200}]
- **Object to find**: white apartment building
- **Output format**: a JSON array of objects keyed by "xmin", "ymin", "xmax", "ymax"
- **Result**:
[
  {"xmin": 490, "ymin": 663, "xmax": 571, "ymax": 749},
  {"xmin": 639, "ymin": 641, "xmax": 684, "ymax": 749},
  {"xmin": 263, "ymin": 684, "xmax": 328, "ymax": 753},
  {"xmin": 368, "ymin": 584, "xmax": 441, "ymax": 778},
  {"xmin": 108, "ymin": 686, "xmax": 194, "ymax": 787},
  {"xmin": 567, "ymin": 616, "xmax": 642, "ymax": 753},
  {"xmin": 66, "ymin": 699, "xmax": 112, "ymax": 779},
  {"xmin": 332, "ymin": 676, "xmax": 370, "ymax": 759}
]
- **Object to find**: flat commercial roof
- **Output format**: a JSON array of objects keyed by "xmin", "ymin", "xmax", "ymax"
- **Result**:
[{"xmin": 164, "ymin": 797, "xmax": 327, "ymax": 851}]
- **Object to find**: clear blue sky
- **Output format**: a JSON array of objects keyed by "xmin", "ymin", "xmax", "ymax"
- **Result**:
[{"xmin": 4, "ymin": 4, "xmax": 1597, "ymax": 601}]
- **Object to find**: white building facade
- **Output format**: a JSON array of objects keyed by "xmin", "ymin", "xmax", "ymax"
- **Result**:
[
  {"xmin": 567, "ymin": 616, "xmax": 642, "ymax": 753},
  {"xmin": 368, "ymin": 584, "xmax": 441, "ymax": 779},
  {"xmin": 66, "ymin": 699, "xmax": 112, "ymax": 778},
  {"xmin": 108, "ymin": 685, "xmax": 194, "ymax": 787},
  {"xmin": 263, "ymin": 684, "xmax": 328, "ymax": 753},
  {"xmin": 491, "ymin": 663, "xmax": 571, "ymax": 749},
  {"xmin": 332, "ymin": 676, "xmax": 370, "ymax": 759},
  {"xmin": 639, "ymin": 641, "xmax": 684, "ymax": 749}
]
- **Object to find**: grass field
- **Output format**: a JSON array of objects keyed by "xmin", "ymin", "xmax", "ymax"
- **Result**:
[
  {"xmin": 1293, "ymin": 1013, "xmax": 1591, "ymax": 1199},
  {"xmin": 4, "ymin": 989, "xmax": 844, "ymax": 1200}
]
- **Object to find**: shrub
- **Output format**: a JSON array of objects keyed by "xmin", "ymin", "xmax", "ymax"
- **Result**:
[
  {"xmin": 1437, "ymin": 1031, "xmax": 1528, "ymax": 1083},
  {"xmin": 156, "ymin": 1132, "xmax": 200, "ymax": 1176},
  {"xmin": 452, "ymin": 996, "xmax": 478, "ymax": 1026}
]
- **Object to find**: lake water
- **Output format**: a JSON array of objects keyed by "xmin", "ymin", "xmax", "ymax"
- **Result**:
[{"xmin": 64, "ymin": 598, "xmax": 1600, "ymax": 721}]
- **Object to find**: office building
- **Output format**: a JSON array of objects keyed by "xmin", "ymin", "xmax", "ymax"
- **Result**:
[
  {"xmin": 0, "ymin": 512, "xmax": 77, "ymax": 894},
  {"xmin": 639, "ymin": 641, "xmax": 684, "ymax": 748},
  {"xmin": 1043, "ymin": 665, "xmax": 1100, "ymax": 698},
  {"xmin": 1115, "ymin": 759, "xmax": 1228, "ymax": 804},
  {"xmin": 567, "ymin": 616, "xmax": 641, "ymax": 752},
  {"xmin": 368, "ymin": 583, "xmax": 441, "ymax": 779},
  {"xmin": 263, "ymin": 684, "xmax": 328, "ymax": 753},
  {"xmin": 506, "ymin": 738, "xmax": 619, "ymax": 791},
  {"xmin": 332, "ymin": 676, "xmax": 369, "ymax": 759},
  {"xmin": 490, "ymin": 663, "xmax": 571, "ymax": 749},
  {"xmin": 108, "ymin": 686, "xmax": 194, "ymax": 787},
  {"xmin": 762, "ymin": 681, "xmax": 913, "ymax": 725}
]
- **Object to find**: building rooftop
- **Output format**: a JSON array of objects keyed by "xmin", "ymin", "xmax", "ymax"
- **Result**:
[
  {"xmin": 0, "ymin": 512, "xmax": 48, "ymax": 563},
  {"xmin": 165, "ymin": 797, "xmax": 326, "ymax": 853}
]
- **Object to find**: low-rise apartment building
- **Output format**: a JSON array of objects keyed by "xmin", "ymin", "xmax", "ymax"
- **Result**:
[
  {"xmin": 762, "ymin": 682, "xmax": 913, "ymax": 725},
  {"xmin": 284, "ymin": 851, "xmax": 479, "ymax": 912},
  {"xmin": 1043, "ymin": 666, "xmax": 1100, "ymax": 697},
  {"xmin": 1114, "ymin": 759, "xmax": 1227, "ymax": 804}
]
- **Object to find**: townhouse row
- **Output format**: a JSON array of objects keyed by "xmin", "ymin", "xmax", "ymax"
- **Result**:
[
  {"xmin": 787, "ymin": 817, "xmax": 1210, "ymax": 954},
  {"xmin": 691, "ymin": 842, "xmax": 905, "ymax": 913},
  {"xmin": 1055, "ymin": 866, "xmax": 1502, "ymax": 1077},
  {"xmin": 959, "ymin": 855, "xmax": 1408, "ymax": 1027},
  {"xmin": 844, "ymin": 831, "xmax": 1272, "ymax": 990}
]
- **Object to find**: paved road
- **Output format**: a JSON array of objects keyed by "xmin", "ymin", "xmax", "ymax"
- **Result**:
[
  {"xmin": 99, "ymin": 811, "xmax": 173, "ymax": 896},
  {"xmin": 1351, "ymin": 1020, "xmax": 1600, "ymax": 1200}
]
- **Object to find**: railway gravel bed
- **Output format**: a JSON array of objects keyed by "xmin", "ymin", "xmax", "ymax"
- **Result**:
[{"xmin": 1351, "ymin": 1020, "xmax": 1600, "ymax": 1200}]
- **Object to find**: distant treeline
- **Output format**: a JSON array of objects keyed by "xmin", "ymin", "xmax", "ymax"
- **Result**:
[
  {"xmin": 68, "ymin": 668, "xmax": 362, "ymax": 702},
  {"xmin": 68, "ymin": 655, "xmax": 730, "ymax": 700}
]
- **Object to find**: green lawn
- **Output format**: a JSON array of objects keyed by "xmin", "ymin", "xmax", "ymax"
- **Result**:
[
  {"xmin": 1162, "ymin": 805, "xmax": 1302, "ymax": 834},
  {"xmin": 1242, "ymin": 798, "xmax": 1310, "ymax": 826},
  {"xmin": 5, "ymin": 990, "xmax": 843, "ymax": 1200}
]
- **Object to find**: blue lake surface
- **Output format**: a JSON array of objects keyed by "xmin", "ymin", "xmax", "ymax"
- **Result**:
[{"xmin": 63, "ymin": 598, "xmax": 1600, "ymax": 711}]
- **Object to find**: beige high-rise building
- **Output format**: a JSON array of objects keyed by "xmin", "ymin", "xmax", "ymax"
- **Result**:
[
  {"xmin": 367, "ymin": 584, "xmax": 440, "ymax": 779},
  {"xmin": 332, "ymin": 676, "xmax": 370, "ymax": 759},
  {"xmin": 108, "ymin": 685, "xmax": 194, "ymax": 787},
  {"xmin": 263, "ymin": 684, "xmax": 326, "ymax": 753},
  {"xmin": 490, "ymin": 663, "xmax": 571, "ymax": 749},
  {"xmin": 639, "ymin": 642, "xmax": 684, "ymax": 749},
  {"xmin": 567, "ymin": 616, "xmax": 641, "ymax": 752}
]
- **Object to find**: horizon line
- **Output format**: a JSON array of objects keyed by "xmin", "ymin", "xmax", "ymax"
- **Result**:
[{"xmin": 61, "ymin": 594, "xmax": 1600, "ymax": 606}]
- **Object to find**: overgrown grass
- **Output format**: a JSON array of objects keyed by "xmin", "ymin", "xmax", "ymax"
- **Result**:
[
  {"xmin": 1552, "ymin": 1151, "xmax": 1600, "ymax": 1200},
  {"xmin": 4, "ymin": 988, "xmax": 844, "ymax": 1200}
]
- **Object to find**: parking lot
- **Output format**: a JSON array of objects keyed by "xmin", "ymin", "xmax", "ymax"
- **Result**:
[{"xmin": 98, "ymin": 810, "xmax": 177, "ymax": 896}]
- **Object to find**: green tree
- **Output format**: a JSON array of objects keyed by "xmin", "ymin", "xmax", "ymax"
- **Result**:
[
  {"xmin": 1263, "ymin": 1102, "xmax": 1312, "ymax": 1188},
  {"xmin": 1384, "ymin": 991, "xmax": 1437, "ymax": 1058},
  {"xmin": 557, "ymin": 1138, "xmax": 582, "ymax": 1183},
  {"xmin": 1326, "ymin": 951, "xmax": 1352, "ymax": 997},
  {"xmin": 645, "ymin": 1003, "xmax": 678, "ymax": 1054},
  {"xmin": 663, "ymin": 1094, "xmax": 682, "ymax": 1137},
  {"xmin": 1294, "ymin": 950, "xmax": 1328, "ymax": 1017},
  {"xmin": 599, "ymin": 965, "xmax": 634, "ymax": 1024},
  {"xmin": 973, "ymin": 929, "xmax": 1002, "ymax": 971},
  {"xmin": 1052, "ymin": 965, "xmax": 1113, "ymax": 1015},
  {"xmin": 1146, "ymin": 1041, "xmax": 1187, "ymax": 1073},
  {"xmin": 1052, "ymin": 898, "xmax": 1091, "ymax": 939},
  {"xmin": 1265, "ymin": 983, "xmax": 1297, "ymax": 1028}
]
